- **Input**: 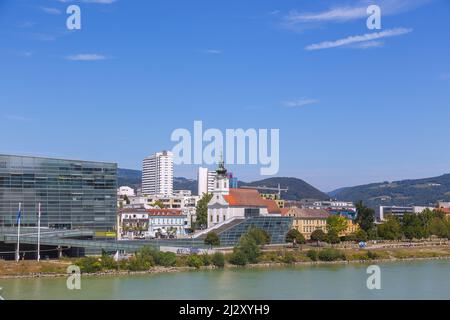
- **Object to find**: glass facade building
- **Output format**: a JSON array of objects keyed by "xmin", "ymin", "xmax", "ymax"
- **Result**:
[
  {"xmin": 217, "ymin": 216, "xmax": 293, "ymax": 246},
  {"xmin": 0, "ymin": 155, "xmax": 117, "ymax": 237}
]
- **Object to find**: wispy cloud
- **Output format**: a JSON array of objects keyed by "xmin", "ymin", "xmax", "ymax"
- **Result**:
[
  {"xmin": 282, "ymin": 0, "xmax": 433, "ymax": 28},
  {"xmin": 441, "ymin": 73, "xmax": 450, "ymax": 81},
  {"xmin": 40, "ymin": 7, "xmax": 62, "ymax": 15},
  {"xmin": 57, "ymin": 0, "xmax": 117, "ymax": 3},
  {"xmin": 4, "ymin": 115, "xmax": 33, "ymax": 122},
  {"xmin": 65, "ymin": 53, "xmax": 108, "ymax": 61},
  {"xmin": 352, "ymin": 40, "xmax": 385, "ymax": 49},
  {"xmin": 203, "ymin": 49, "xmax": 223, "ymax": 55},
  {"xmin": 305, "ymin": 28, "xmax": 412, "ymax": 51},
  {"xmin": 283, "ymin": 99, "xmax": 319, "ymax": 108}
]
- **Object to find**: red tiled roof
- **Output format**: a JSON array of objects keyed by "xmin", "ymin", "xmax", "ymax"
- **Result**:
[
  {"xmin": 223, "ymin": 188, "xmax": 281, "ymax": 214},
  {"xmin": 280, "ymin": 208, "xmax": 290, "ymax": 216}
]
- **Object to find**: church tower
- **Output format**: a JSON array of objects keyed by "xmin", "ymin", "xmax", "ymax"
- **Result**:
[{"xmin": 214, "ymin": 155, "xmax": 229, "ymax": 196}]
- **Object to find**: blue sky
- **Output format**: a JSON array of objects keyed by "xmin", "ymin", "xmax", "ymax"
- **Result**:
[{"xmin": 1, "ymin": 0, "xmax": 450, "ymax": 191}]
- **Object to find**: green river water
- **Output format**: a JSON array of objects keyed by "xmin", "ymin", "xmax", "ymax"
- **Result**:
[{"xmin": 0, "ymin": 260, "xmax": 449, "ymax": 300}]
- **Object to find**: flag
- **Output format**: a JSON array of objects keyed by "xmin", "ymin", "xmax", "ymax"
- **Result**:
[{"xmin": 16, "ymin": 206, "xmax": 21, "ymax": 225}]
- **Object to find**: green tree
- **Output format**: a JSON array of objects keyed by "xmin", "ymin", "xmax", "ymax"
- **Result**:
[
  {"xmin": 377, "ymin": 216, "xmax": 403, "ymax": 240},
  {"xmin": 310, "ymin": 229, "xmax": 326, "ymax": 246},
  {"xmin": 402, "ymin": 213, "xmax": 426, "ymax": 240},
  {"xmin": 326, "ymin": 215, "xmax": 348, "ymax": 235},
  {"xmin": 211, "ymin": 252, "xmax": 226, "ymax": 268},
  {"xmin": 428, "ymin": 217, "xmax": 449, "ymax": 238},
  {"xmin": 194, "ymin": 193, "xmax": 213, "ymax": 230},
  {"xmin": 285, "ymin": 229, "xmax": 306, "ymax": 245},
  {"xmin": 237, "ymin": 234, "xmax": 261, "ymax": 263},
  {"xmin": 247, "ymin": 227, "xmax": 271, "ymax": 245},
  {"xmin": 204, "ymin": 232, "xmax": 220, "ymax": 247},
  {"xmin": 153, "ymin": 200, "xmax": 165, "ymax": 209},
  {"xmin": 355, "ymin": 201, "xmax": 375, "ymax": 232},
  {"xmin": 326, "ymin": 230, "xmax": 341, "ymax": 244},
  {"xmin": 354, "ymin": 229, "xmax": 368, "ymax": 242}
]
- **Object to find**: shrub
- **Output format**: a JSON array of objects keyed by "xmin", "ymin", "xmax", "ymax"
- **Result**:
[
  {"xmin": 211, "ymin": 252, "xmax": 225, "ymax": 268},
  {"xmin": 186, "ymin": 254, "xmax": 204, "ymax": 269},
  {"xmin": 355, "ymin": 230, "xmax": 369, "ymax": 242},
  {"xmin": 366, "ymin": 250, "xmax": 379, "ymax": 260},
  {"xmin": 306, "ymin": 250, "xmax": 318, "ymax": 261},
  {"xmin": 318, "ymin": 248, "xmax": 345, "ymax": 262},
  {"xmin": 228, "ymin": 250, "xmax": 248, "ymax": 266},
  {"xmin": 155, "ymin": 252, "xmax": 177, "ymax": 267},
  {"xmin": 100, "ymin": 254, "xmax": 117, "ymax": 270},
  {"xmin": 200, "ymin": 253, "xmax": 212, "ymax": 266},
  {"xmin": 76, "ymin": 257, "xmax": 103, "ymax": 273},
  {"xmin": 127, "ymin": 256, "xmax": 153, "ymax": 271},
  {"xmin": 282, "ymin": 252, "xmax": 296, "ymax": 264}
]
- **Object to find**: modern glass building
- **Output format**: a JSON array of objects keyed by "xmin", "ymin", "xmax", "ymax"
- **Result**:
[
  {"xmin": 0, "ymin": 154, "xmax": 117, "ymax": 238},
  {"xmin": 216, "ymin": 216, "xmax": 293, "ymax": 246}
]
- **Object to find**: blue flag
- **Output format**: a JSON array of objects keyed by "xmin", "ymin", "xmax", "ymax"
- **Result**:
[{"xmin": 16, "ymin": 207, "xmax": 21, "ymax": 225}]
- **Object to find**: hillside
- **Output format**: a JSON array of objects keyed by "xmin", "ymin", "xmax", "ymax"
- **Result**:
[
  {"xmin": 118, "ymin": 169, "xmax": 328, "ymax": 200},
  {"xmin": 330, "ymin": 174, "xmax": 450, "ymax": 208},
  {"xmin": 239, "ymin": 177, "xmax": 329, "ymax": 201}
]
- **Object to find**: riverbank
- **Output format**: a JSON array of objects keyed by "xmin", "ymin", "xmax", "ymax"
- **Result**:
[{"xmin": 1, "ymin": 245, "xmax": 450, "ymax": 280}]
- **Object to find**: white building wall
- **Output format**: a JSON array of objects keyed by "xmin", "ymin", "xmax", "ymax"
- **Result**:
[{"xmin": 142, "ymin": 151, "xmax": 173, "ymax": 196}]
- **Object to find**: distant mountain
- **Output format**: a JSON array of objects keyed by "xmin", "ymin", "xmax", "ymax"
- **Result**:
[
  {"xmin": 118, "ymin": 168, "xmax": 141, "ymax": 191},
  {"xmin": 174, "ymin": 177, "xmax": 198, "ymax": 195},
  {"xmin": 118, "ymin": 169, "xmax": 197, "ymax": 194},
  {"xmin": 330, "ymin": 174, "xmax": 450, "ymax": 208},
  {"xmin": 239, "ymin": 177, "xmax": 329, "ymax": 201},
  {"xmin": 118, "ymin": 169, "xmax": 328, "ymax": 200}
]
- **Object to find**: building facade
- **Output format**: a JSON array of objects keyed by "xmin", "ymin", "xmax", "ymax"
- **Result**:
[
  {"xmin": 283, "ymin": 207, "xmax": 329, "ymax": 240},
  {"xmin": 142, "ymin": 151, "xmax": 173, "ymax": 196},
  {"xmin": 0, "ymin": 154, "xmax": 117, "ymax": 237},
  {"xmin": 197, "ymin": 166, "xmax": 217, "ymax": 196}
]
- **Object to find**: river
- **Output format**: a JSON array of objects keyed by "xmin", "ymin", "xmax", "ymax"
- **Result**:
[{"xmin": 0, "ymin": 260, "xmax": 449, "ymax": 300}]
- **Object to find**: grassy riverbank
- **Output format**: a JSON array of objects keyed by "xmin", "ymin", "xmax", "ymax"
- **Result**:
[{"xmin": 1, "ymin": 245, "xmax": 450, "ymax": 279}]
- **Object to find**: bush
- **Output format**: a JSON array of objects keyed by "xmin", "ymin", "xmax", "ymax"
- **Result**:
[
  {"xmin": 155, "ymin": 252, "xmax": 177, "ymax": 267},
  {"xmin": 76, "ymin": 257, "xmax": 103, "ymax": 273},
  {"xmin": 318, "ymin": 248, "xmax": 345, "ymax": 262},
  {"xmin": 355, "ymin": 230, "xmax": 369, "ymax": 242},
  {"xmin": 306, "ymin": 250, "xmax": 318, "ymax": 261},
  {"xmin": 127, "ymin": 256, "xmax": 153, "ymax": 271},
  {"xmin": 228, "ymin": 250, "xmax": 248, "ymax": 266},
  {"xmin": 186, "ymin": 254, "xmax": 204, "ymax": 269},
  {"xmin": 200, "ymin": 253, "xmax": 212, "ymax": 266},
  {"xmin": 366, "ymin": 250, "xmax": 379, "ymax": 260},
  {"xmin": 100, "ymin": 254, "xmax": 117, "ymax": 270},
  {"xmin": 211, "ymin": 252, "xmax": 225, "ymax": 268},
  {"xmin": 282, "ymin": 252, "xmax": 296, "ymax": 264}
]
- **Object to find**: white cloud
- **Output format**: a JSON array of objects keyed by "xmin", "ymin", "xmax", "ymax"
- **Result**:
[
  {"xmin": 283, "ymin": 99, "xmax": 319, "ymax": 108},
  {"xmin": 283, "ymin": 0, "xmax": 433, "ymax": 27},
  {"xmin": 352, "ymin": 40, "xmax": 385, "ymax": 49},
  {"xmin": 40, "ymin": 7, "xmax": 62, "ymax": 15},
  {"xmin": 65, "ymin": 54, "xmax": 108, "ymax": 61},
  {"xmin": 204, "ymin": 49, "xmax": 223, "ymax": 55},
  {"xmin": 4, "ymin": 115, "xmax": 32, "ymax": 122},
  {"xmin": 82, "ymin": 0, "xmax": 117, "ymax": 3},
  {"xmin": 305, "ymin": 28, "xmax": 412, "ymax": 51}
]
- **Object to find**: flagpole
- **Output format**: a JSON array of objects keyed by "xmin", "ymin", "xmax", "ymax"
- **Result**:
[
  {"xmin": 37, "ymin": 202, "xmax": 41, "ymax": 262},
  {"xmin": 16, "ymin": 202, "xmax": 21, "ymax": 263}
]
